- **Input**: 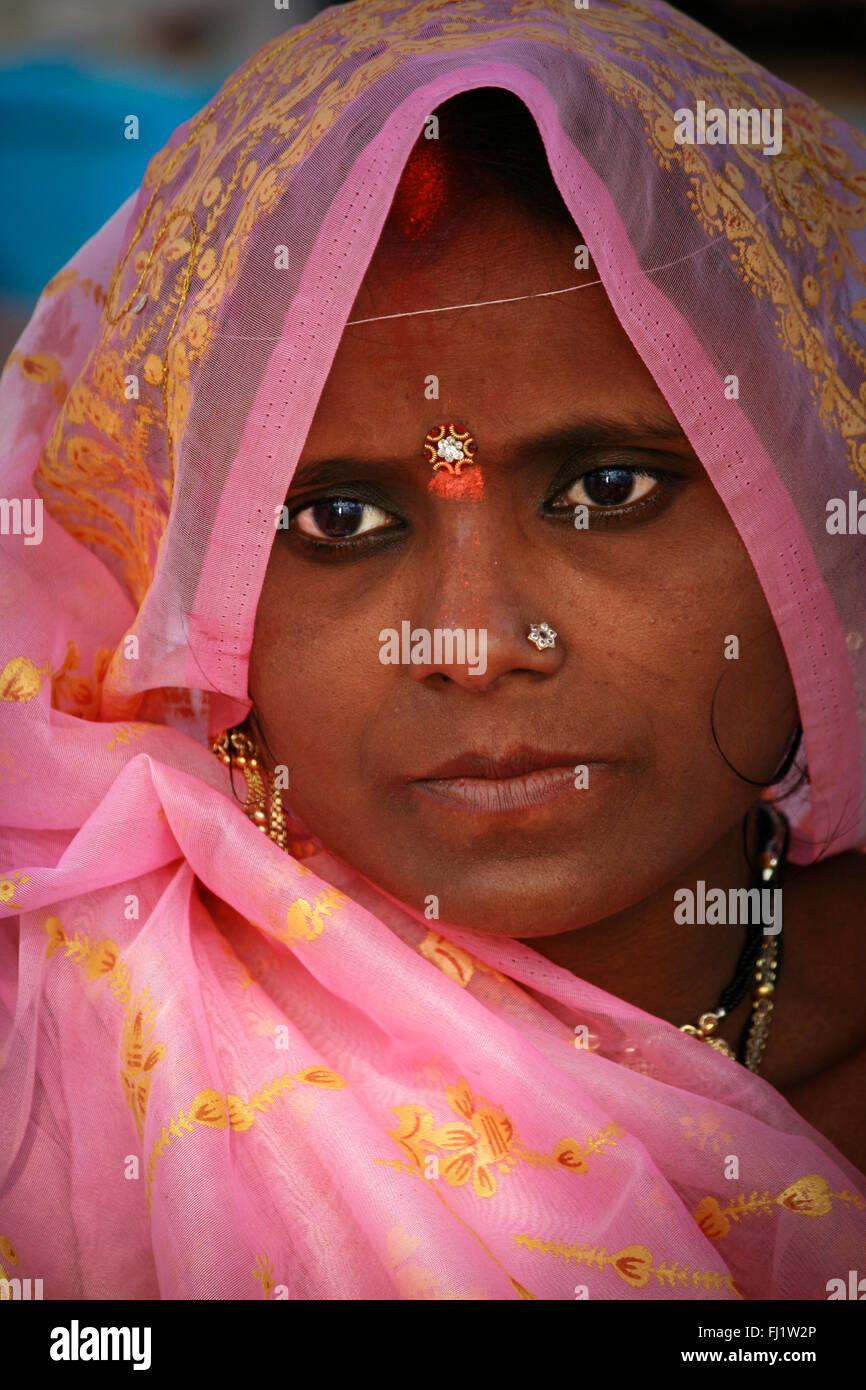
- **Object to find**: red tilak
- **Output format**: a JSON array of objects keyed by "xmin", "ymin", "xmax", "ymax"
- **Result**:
[{"xmin": 392, "ymin": 139, "xmax": 449, "ymax": 241}]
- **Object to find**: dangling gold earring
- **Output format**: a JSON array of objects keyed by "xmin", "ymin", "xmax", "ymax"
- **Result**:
[{"xmin": 211, "ymin": 724, "xmax": 288, "ymax": 851}]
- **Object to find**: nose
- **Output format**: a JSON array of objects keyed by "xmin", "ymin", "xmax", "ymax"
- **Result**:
[{"xmin": 407, "ymin": 526, "xmax": 564, "ymax": 693}]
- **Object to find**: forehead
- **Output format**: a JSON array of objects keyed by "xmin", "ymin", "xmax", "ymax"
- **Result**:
[{"xmin": 303, "ymin": 198, "xmax": 669, "ymax": 455}]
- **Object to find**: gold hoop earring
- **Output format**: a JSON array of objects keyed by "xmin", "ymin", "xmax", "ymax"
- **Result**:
[{"xmin": 211, "ymin": 726, "xmax": 288, "ymax": 851}]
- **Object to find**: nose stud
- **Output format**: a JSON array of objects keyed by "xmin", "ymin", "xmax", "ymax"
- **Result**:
[
  {"xmin": 527, "ymin": 622, "xmax": 557, "ymax": 650},
  {"xmin": 424, "ymin": 423, "xmax": 477, "ymax": 475}
]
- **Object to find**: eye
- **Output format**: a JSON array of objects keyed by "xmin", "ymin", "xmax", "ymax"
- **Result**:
[
  {"xmin": 291, "ymin": 497, "xmax": 397, "ymax": 542},
  {"xmin": 556, "ymin": 466, "xmax": 662, "ymax": 512}
]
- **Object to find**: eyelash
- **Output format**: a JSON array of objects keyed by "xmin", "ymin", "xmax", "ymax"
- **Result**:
[
  {"xmin": 287, "ymin": 496, "xmax": 403, "ymax": 555},
  {"xmin": 545, "ymin": 467, "xmax": 664, "ymax": 525},
  {"xmin": 286, "ymin": 465, "xmax": 670, "ymax": 553}
]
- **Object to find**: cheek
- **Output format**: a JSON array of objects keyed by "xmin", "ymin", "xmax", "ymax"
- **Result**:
[
  {"xmin": 577, "ymin": 521, "xmax": 786, "ymax": 726},
  {"xmin": 249, "ymin": 565, "xmax": 385, "ymax": 754},
  {"xmin": 610, "ymin": 535, "xmax": 794, "ymax": 775}
]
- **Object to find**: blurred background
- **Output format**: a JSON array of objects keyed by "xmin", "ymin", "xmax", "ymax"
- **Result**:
[{"xmin": 1, "ymin": 0, "xmax": 865, "ymax": 356}]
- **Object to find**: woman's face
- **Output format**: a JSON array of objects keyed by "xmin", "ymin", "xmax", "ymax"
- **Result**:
[{"xmin": 249, "ymin": 188, "xmax": 799, "ymax": 936}]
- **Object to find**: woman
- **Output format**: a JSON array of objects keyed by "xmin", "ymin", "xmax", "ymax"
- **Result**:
[{"xmin": 1, "ymin": 0, "xmax": 865, "ymax": 1301}]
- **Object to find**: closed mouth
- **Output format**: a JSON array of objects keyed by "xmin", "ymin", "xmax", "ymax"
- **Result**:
[
  {"xmin": 410, "ymin": 746, "xmax": 601, "ymax": 781},
  {"xmin": 407, "ymin": 747, "xmax": 614, "ymax": 816}
]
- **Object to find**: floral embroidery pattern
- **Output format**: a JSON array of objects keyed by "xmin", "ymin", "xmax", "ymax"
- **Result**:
[
  {"xmin": 42, "ymin": 268, "xmax": 105, "ymax": 305},
  {"xmin": 145, "ymin": 1067, "xmax": 346, "ymax": 1210},
  {"xmin": 694, "ymin": 1174, "xmax": 866, "ymax": 1240},
  {"xmin": 7, "ymin": 350, "xmax": 67, "ymax": 406},
  {"xmin": 418, "ymin": 931, "xmax": 507, "ymax": 987},
  {"xmin": 0, "ymin": 1233, "xmax": 19, "ymax": 1285},
  {"xmin": 44, "ymin": 916, "xmax": 166, "ymax": 1144},
  {"xmin": 106, "ymin": 723, "xmax": 144, "ymax": 750},
  {"xmin": 376, "ymin": 1075, "xmax": 623, "ymax": 1199},
  {"xmin": 0, "ymin": 656, "xmax": 52, "ymax": 704},
  {"xmin": 51, "ymin": 639, "xmax": 115, "ymax": 721},
  {"xmin": 254, "ymin": 1253, "xmax": 274, "ymax": 1299},
  {"xmin": 0, "ymin": 641, "xmax": 115, "ymax": 720},
  {"xmin": 32, "ymin": 29, "xmax": 414, "ymax": 595},
  {"xmin": 45, "ymin": 915, "xmax": 119, "ymax": 978},
  {"xmin": 512, "ymin": 1233, "xmax": 742, "ymax": 1298},
  {"xmin": 678, "ymin": 1110, "xmax": 734, "ymax": 1155},
  {"xmin": 120, "ymin": 988, "xmax": 167, "ymax": 1141},
  {"xmin": 281, "ymin": 886, "xmax": 347, "ymax": 942},
  {"xmin": 0, "ymin": 871, "xmax": 31, "ymax": 911}
]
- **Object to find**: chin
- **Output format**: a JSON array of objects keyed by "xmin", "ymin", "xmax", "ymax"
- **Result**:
[
  {"xmin": 384, "ymin": 869, "xmax": 611, "ymax": 937},
  {"xmin": 431, "ymin": 896, "xmax": 602, "ymax": 937}
]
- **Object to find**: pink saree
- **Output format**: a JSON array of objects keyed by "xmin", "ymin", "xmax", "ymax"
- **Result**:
[{"xmin": 1, "ymin": 0, "xmax": 865, "ymax": 1300}]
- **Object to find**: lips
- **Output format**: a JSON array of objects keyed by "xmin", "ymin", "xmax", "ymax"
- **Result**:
[
  {"xmin": 406, "ymin": 746, "xmax": 612, "ymax": 816},
  {"xmin": 412, "ymin": 747, "xmax": 591, "ymax": 781}
]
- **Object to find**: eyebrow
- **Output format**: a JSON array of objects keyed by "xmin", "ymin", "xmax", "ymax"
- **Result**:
[{"xmin": 289, "ymin": 412, "xmax": 689, "ymax": 491}]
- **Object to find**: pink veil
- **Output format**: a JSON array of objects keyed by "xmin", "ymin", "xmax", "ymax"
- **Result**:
[{"xmin": 1, "ymin": 0, "xmax": 865, "ymax": 1299}]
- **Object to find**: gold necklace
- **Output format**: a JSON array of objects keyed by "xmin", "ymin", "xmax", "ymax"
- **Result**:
[{"xmin": 678, "ymin": 804, "xmax": 787, "ymax": 1075}]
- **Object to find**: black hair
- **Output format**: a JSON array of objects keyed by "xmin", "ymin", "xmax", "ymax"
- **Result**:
[
  {"xmin": 433, "ymin": 86, "xmax": 573, "ymax": 225},
  {"xmin": 384, "ymin": 86, "xmax": 576, "ymax": 261}
]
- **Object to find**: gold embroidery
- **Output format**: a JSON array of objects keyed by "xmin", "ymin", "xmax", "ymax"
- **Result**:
[
  {"xmin": 281, "ymin": 886, "xmax": 347, "ymax": 942},
  {"xmin": 0, "ymin": 657, "xmax": 52, "ymax": 703},
  {"xmin": 512, "ymin": 1233, "xmax": 742, "ymax": 1298},
  {"xmin": 145, "ymin": 1067, "xmax": 347, "ymax": 1209},
  {"xmin": 44, "ymin": 917, "xmax": 118, "ymax": 979},
  {"xmin": 0, "ymin": 1232, "xmax": 31, "ymax": 1299},
  {"xmin": 376, "ymin": 1075, "xmax": 622, "ymax": 1199},
  {"xmin": 104, "ymin": 206, "xmax": 200, "ymax": 500},
  {"xmin": 49, "ymin": 639, "xmax": 115, "ymax": 720},
  {"xmin": 42, "ymin": 269, "xmax": 106, "ymax": 305},
  {"xmin": 120, "ymin": 988, "xmax": 167, "ymax": 1140},
  {"xmin": 0, "ymin": 638, "xmax": 119, "ymax": 720},
  {"xmin": 106, "ymin": 723, "xmax": 143, "ymax": 750},
  {"xmin": 7, "ymin": 351, "xmax": 67, "ymax": 406},
  {"xmin": 44, "ymin": 916, "xmax": 166, "ymax": 1145},
  {"xmin": 0, "ymin": 1233, "xmax": 44, "ymax": 1300},
  {"xmin": 0, "ymin": 1233, "xmax": 19, "ymax": 1282},
  {"xmin": 694, "ymin": 1174, "xmax": 866, "ymax": 1240},
  {"xmin": 0, "ymin": 871, "xmax": 30, "ymax": 910},
  {"xmin": 253, "ymin": 1253, "xmax": 274, "ymax": 1299},
  {"xmin": 678, "ymin": 1110, "xmax": 734, "ymax": 1155},
  {"xmin": 418, "ymin": 930, "xmax": 507, "ymax": 986}
]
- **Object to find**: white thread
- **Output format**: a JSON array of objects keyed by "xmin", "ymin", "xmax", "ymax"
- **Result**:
[
  {"xmin": 214, "ymin": 279, "xmax": 603, "ymax": 338},
  {"xmin": 342, "ymin": 231, "xmax": 749, "ymax": 325},
  {"xmin": 344, "ymin": 277, "xmax": 603, "ymax": 324},
  {"xmin": 215, "ymin": 232, "xmax": 737, "ymax": 338}
]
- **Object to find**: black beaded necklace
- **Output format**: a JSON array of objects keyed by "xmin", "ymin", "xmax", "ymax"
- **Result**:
[{"xmin": 679, "ymin": 803, "xmax": 790, "ymax": 1072}]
